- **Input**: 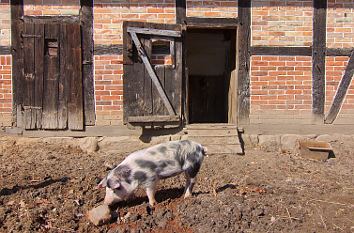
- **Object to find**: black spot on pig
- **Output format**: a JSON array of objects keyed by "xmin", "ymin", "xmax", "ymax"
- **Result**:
[
  {"xmin": 136, "ymin": 160, "xmax": 157, "ymax": 171},
  {"xmin": 149, "ymin": 151, "xmax": 157, "ymax": 156},
  {"xmin": 186, "ymin": 161, "xmax": 201, "ymax": 178},
  {"xmin": 158, "ymin": 160, "xmax": 176, "ymax": 169},
  {"xmin": 133, "ymin": 171, "xmax": 147, "ymax": 183},
  {"xmin": 175, "ymin": 154, "xmax": 185, "ymax": 167},
  {"xmin": 158, "ymin": 146, "xmax": 167, "ymax": 153}
]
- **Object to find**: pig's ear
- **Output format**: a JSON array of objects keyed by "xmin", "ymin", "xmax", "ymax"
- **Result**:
[
  {"xmin": 97, "ymin": 177, "xmax": 107, "ymax": 189},
  {"xmin": 107, "ymin": 179, "xmax": 121, "ymax": 189}
]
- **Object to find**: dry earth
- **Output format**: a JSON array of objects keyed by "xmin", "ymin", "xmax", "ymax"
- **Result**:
[{"xmin": 0, "ymin": 135, "xmax": 353, "ymax": 233}]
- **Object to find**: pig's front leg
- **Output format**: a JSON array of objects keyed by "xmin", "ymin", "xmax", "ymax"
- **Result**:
[
  {"xmin": 184, "ymin": 175, "xmax": 196, "ymax": 199},
  {"xmin": 146, "ymin": 184, "xmax": 157, "ymax": 207}
]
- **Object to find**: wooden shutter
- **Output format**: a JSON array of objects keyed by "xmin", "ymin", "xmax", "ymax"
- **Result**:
[{"xmin": 123, "ymin": 22, "xmax": 183, "ymax": 126}]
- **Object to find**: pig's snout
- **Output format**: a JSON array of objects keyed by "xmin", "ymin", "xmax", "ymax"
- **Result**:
[{"xmin": 103, "ymin": 188, "xmax": 122, "ymax": 206}]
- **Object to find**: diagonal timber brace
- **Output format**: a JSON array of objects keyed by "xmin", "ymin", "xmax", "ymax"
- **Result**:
[{"xmin": 325, "ymin": 51, "xmax": 354, "ymax": 124}]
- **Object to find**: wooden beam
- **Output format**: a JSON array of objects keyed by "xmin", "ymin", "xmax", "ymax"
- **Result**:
[
  {"xmin": 251, "ymin": 46, "xmax": 312, "ymax": 56},
  {"xmin": 127, "ymin": 27, "xmax": 181, "ymax": 37},
  {"xmin": 80, "ymin": 0, "xmax": 95, "ymax": 126},
  {"xmin": 312, "ymin": 0, "xmax": 327, "ymax": 123},
  {"xmin": 186, "ymin": 17, "xmax": 239, "ymax": 28},
  {"xmin": 23, "ymin": 15, "xmax": 80, "ymax": 24},
  {"xmin": 325, "ymin": 51, "xmax": 354, "ymax": 124},
  {"xmin": 238, "ymin": 0, "xmax": 251, "ymax": 125},
  {"xmin": 326, "ymin": 48, "xmax": 353, "ymax": 57},
  {"xmin": 175, "ymin": 0, "xmax": 186, "ymax": 24},
  {"xmin": 11, "ymin": 0, "xmax": 24, "ymax": 127},
  {"xmin": 130, "ymin": 32, "xmax": 176, "ymax": 116},
  {"xmin": 0, "ymin": 46, "xmax": 11, "ymax": 55},
  {"xmin": 94, "ymin": 44, "xmax": 123, "ymax": 55},
  {"xmin": 128, "ymin": 115, "xmax": 180, "ymax": 123}
]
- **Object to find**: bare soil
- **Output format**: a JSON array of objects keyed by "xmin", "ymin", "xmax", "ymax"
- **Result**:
[{"xmin": 0, "ymin": 136, "xmax": 353, "ymax": 233}]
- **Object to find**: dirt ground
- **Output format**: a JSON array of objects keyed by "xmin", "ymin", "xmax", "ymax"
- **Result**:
[{"xmin": 0, "ymin": 135, "xmax": 353, "ymax": 233}]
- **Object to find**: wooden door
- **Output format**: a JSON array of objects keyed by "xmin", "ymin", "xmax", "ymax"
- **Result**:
[
  {"xmin": 20, "ymin": 22, "xmax": 83, "ymax": 130},
  {"xmin": 123, "ymin": 22, "xmax": 183, "ymax": 126}
]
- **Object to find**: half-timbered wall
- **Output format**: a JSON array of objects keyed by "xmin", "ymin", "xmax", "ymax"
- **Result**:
[
  {"xmin": 1, "ymin": 0, "xmax": 354, "ymax": 128},
  {"xmin": 0, "ymin": 1, "xmax": 11, "ymax": 127}
]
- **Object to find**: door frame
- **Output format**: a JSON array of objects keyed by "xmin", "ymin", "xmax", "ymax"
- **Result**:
[{"xmin": 183, "ymin": 22, "xmax": 239, "ymax": 125}]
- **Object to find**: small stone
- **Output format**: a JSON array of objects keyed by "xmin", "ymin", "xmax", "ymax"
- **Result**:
[{"xmin": 87, "ymin": 204, "xmax": 112, "ymax": 226}]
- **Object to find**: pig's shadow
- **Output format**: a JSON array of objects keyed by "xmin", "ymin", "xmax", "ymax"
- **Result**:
[{"xmin": 115, "ymin": 187, "xmax": 185, "ymax": 208}]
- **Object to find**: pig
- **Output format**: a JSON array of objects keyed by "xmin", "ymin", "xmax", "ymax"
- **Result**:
[{"xmin": 98, "ymin": 140, "xmax": 207, "ymax": 207}]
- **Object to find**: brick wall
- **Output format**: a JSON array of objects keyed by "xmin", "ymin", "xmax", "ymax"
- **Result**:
[
  {"xmin": 0, "ymin": 55, "xmax": 12, "ymax": 127},
  {"xmin": 0, "ymin": 1, "xmax": 10, "ymax": 46},
  {"xmin": 0, "ymin": 1, "xmax": 11, "ymax": 127},
  {"xmin": 186, "ymin": 0, "xmax": 237, "ymax": 18},
  {"xmin": 250, "ymin": 0, "xmax": 313, "ymax": 124},
  {"xmin": 23, "ymin": 0, "xmax": 80, "ymax": 16},
  {"xmin": 250, "ymin": 56, "xmax": 312, "ymax": 124},
  {"xmin": 252, "ymin": 0, "xmax": 313, "ymax": 46},
  {"xmin": 327, "ymin": 0, "xmax": 354, "ymax": 48}
]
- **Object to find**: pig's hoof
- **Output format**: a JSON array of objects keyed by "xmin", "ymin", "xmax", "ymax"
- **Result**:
[{"xmin": 146, "ymin": 204, "xmax": 155, "ymax": 215}]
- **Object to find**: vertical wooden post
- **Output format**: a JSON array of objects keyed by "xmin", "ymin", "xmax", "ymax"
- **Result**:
[
  {"xmin": 80, "ymin": 0, "xmax": 95, "ymax": 126},
  {"xmin": 175, "ymin": 0, "xmax": 186, "ymax": 24},
  {"xmin": 312, "ymin": 0, "xmax": 327, "ymax": 124},
  {"xmin": 11, "ymin": 0, "xmax": 24, "ymax": 127},
  {"xmin": 238, "ymin": 0, "xmax": 251, "ymax": 125}
]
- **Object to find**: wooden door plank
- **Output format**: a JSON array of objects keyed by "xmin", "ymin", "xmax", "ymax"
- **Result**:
[
  {"xmin": 143, "ymin": 38, "xmax": 153, "ymax": 115},
  {"xmin": 22, "ymin": 23, "xmax": 36, "ymax": 129},
  {"xmin": 130, "ymin": 32, "xmax": 175, "ymax": 115},
  {"xmin": 174, "ymin": 39, "xmax": 183, "ymax": 116},
  {"xmin": 34, "ymin": 23, "xmax": 45, "ymax": 129},
  {"xmin": 312, "ymin": 0, "xmax": 327, "ymax": 123},
  {"xmin": 80, "ymin": 0, "xmax": 95, "ymax": 125},
  {"xmin": 153, "ymin": 65, "xmax": 166, "ymax": 115},
  {"xmin": 67, "ymin": 23, "xmax": 84, "ymax": 131},
  {"xmin": 325, "ymin": 51, "xmax": 354, "ymax": 124},
  {"xmin": 42, "ymin": 24, "xmax": 59, "ymax": 129},
  {"xmin": 58, "ymin": 24, "xmax": 68, "ymax": 129}
]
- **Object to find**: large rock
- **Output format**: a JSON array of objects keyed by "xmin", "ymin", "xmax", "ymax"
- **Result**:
[
  {"xmin": 242, "ymin": 134, "xmax": 259, "ymax": 149},
  {"xmin": 78, "ymin": 137, "xmax": 98, "ymax": 154},
  {"xmin": 258, "ymin": 135, "xmax": 281, "ymax": 152},
  {"xmin": 87, "ymin": 204, "xmax": 112, "ymax": 226},
  {"xmin": 98, "ymin": 136, "xmax": 145, "ymax": 154}
]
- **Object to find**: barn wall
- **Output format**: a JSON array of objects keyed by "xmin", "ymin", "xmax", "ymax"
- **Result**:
[
  {"xmin": 250, "ymin": 0, "xmax": 354, "ymax": 125},
  {"xmin": 0, "ymin": 1, "xmax": 11, "ymax": 127},
  {"xmin": 1, "ymin": 1, "xmax": 354, "ymax": 128}
]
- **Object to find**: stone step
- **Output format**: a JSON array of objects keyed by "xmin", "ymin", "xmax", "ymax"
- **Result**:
[
  {"xmin": 186, "ymin": 129, "xmax": 238, "ymax": 137},
  {"xmin": 206, "ymin": 144, "xmax": 243, "ymax": 155},
  {"xmin": 186, "ymin": 124, "xmax": 238, "ymax": 130},
  {"xmin": 187, "ymin": 136, "xmax": 240, "ymax": 145}
]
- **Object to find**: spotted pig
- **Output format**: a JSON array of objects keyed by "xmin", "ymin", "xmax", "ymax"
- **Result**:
[{"xmin": 98, "ymin": 140, "xmax": 207, "ymax": 207}]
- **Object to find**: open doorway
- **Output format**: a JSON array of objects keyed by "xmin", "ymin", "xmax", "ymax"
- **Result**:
[{"xmin": 186, "ymin": 28, "xmax": 236, "ymax": 124}]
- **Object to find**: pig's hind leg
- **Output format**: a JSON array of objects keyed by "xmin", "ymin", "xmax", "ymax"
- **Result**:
[{"xmin": 145, "ymin": 183, "xmax": 157, "ymax": 207}]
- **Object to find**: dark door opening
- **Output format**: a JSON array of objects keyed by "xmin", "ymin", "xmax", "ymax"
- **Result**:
[{"xmin": 186, "ymin": 28, "xmax": 236, "ymax": 124}]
